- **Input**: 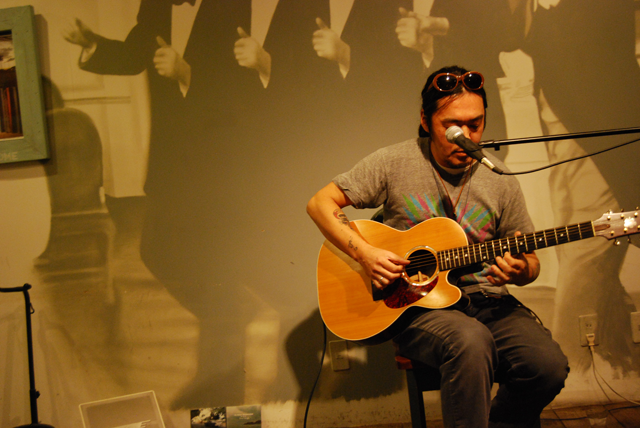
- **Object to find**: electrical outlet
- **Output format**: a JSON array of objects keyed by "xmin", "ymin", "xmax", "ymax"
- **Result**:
[
  {"xmin": 579, "ymin": 314, "xmax": 598, "ymax": 347},
  {"xmin": 631, "ymin": 312, "xmax": 640, "ymax": 344},
  {"xmin": 329, "ymin": 340, "xmax": 350, "ymax": 371}
]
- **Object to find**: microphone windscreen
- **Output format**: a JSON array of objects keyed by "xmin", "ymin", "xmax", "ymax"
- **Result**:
[{"xmin": 445, "ymin": 126, "xmax": 464, "ymax": 142}]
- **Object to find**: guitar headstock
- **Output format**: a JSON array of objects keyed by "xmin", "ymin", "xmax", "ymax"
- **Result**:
[{"xmin": 593, "ymin": 209, "xmax": 640, "ymax": 240}]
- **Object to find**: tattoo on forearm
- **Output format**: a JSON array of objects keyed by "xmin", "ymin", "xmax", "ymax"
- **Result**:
[
  {"xmin": 333, "ymin": 209, "xmax": 358, "ymax": 251},
  {"xmin": 348, "ymin": 238, "xmax": 358, "ymax": 252},
  {"xmin": 333, "ymin": 209, "xmax": 350, "ymax": 227}
]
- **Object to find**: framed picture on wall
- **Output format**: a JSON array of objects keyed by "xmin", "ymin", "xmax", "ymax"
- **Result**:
[{"xmin": 0, "ymin": 5, "xmax": 48, "ymax": 164}]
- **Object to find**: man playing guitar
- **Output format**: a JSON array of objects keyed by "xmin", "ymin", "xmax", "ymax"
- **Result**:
[{"xmin": 307, "ymin": 66, "xmax": 569, "ymax": 428}]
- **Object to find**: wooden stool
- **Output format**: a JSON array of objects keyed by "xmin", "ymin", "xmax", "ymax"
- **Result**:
[
  {"xmin": 394, "ymin": 347, "xmax": 442, "ymax": 428},
  {"xmin": 395, "ymin": 347, "xmax": 504, "ymax": 428}
]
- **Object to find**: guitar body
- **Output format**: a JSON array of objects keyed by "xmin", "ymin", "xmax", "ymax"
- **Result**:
[{"xmin": 317, "ymin": 217, "xmax": 468, "ymax": 344}]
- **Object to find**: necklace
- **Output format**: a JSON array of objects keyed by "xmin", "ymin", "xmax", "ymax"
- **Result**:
[{"xmin": 433, "ymin": 162, "xmax": 473, "ymax": 220}]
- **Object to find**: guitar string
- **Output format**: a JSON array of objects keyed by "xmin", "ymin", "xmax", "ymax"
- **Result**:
[
  {"xmin": 392, "ymin": 217, "xmax": 628, "ymax": 282},
  {"xmin": 404, "ymin": 222, "xmax": 594, "ymax": 272}
]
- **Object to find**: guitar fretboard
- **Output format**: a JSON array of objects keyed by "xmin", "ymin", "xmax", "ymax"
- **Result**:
[{"xmin": 438, "ymin": 220, "xmax": 595, "ymax": 270}]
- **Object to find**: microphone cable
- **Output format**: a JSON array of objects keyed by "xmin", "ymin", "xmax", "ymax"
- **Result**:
[{"xmin": 493, "ymin": 135, "xmax": 640, "ymax": 176}]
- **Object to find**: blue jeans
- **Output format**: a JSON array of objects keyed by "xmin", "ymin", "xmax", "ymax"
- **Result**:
[{"xmin": 394, "ymin": 294, "xmax": 569, "ymax": 428}]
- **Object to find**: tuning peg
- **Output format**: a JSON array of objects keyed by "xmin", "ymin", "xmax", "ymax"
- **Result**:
[{"xmin": 614, "ymin": 239, "xmax": 621, "ymax": 246}]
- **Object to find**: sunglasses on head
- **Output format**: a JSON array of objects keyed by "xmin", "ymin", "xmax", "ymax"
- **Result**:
[{"xmin": 428, "ymin": 71, "xmax": 484, "ymax": 92}]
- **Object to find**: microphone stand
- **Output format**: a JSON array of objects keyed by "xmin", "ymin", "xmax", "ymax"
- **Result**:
[
  {"xmin": 0, "ymin": 284, "xmax": 55, "ymax": 428},
  {"xmin": 480, "ymin": 126, "xmax": 640, "ymax": 149}
]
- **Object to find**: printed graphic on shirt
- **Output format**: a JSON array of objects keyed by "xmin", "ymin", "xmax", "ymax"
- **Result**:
[{"xmin": 402, "ymin": 193, "xmax": 496, "ymax": 243}]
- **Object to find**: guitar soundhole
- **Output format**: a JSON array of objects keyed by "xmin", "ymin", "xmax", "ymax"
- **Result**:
[
  {"xmin": 402, "ymin": 247, "xmax": 438, "ymax": 286},
  {"xmin": 383, "ymin": 247, "xmax": 439, "ymax": 309}
]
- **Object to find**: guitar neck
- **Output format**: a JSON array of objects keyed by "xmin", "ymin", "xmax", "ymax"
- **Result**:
[{"xmin": 438, "ymin": 220, "xmax": 595, "ymax": 270}]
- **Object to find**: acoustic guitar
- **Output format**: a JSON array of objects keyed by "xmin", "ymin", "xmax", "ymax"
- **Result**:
[{"xmin": 316, "ymin": 209, "xmax": 639, "ymax": 345}]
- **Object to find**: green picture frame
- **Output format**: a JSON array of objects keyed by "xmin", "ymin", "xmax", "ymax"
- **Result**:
[{"xmin": 0, "ymin": 5, "xmax": 48, "ymax": 164}]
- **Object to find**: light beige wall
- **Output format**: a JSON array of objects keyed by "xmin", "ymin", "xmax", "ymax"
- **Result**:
[{"xmin": 0, "ymin": 1, "xmax": 639, "ymax": 427}]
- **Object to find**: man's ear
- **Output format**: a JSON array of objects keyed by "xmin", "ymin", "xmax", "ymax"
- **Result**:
[{"xmin": 420, "ymin": 109, "xmax": 430, "ymax": 134}]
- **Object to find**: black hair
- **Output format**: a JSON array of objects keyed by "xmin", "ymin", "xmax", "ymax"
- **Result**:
[{"xmin": 418, "ymin": 65, "xmax": 488, "ymax": 137}]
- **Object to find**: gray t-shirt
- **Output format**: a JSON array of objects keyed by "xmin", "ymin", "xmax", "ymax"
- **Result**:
[{"xmin": 333, "ymin": 137, "xmax": 534, "ymax": 292}]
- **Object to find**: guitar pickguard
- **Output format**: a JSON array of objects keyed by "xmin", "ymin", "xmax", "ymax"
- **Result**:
[{"xmin": 382, "ymin": 277, "xmax": 439, "ymax": 309}]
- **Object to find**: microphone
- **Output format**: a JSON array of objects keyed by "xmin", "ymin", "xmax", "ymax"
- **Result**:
[{"xmin": 445, "ymin": 126, "xmax": 503, "ymax": 174}]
